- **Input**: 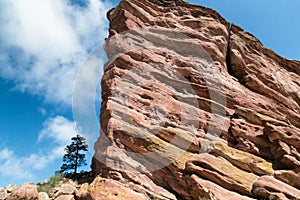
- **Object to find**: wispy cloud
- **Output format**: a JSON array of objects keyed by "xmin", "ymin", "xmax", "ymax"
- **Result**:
[
  {"xmin": 0, "ymin": 153, "xmax": 35, "ymax": 181},
  {"xmin": 0, "ymin": 148, "xmax": 13, "ymax": 161},
  {"xmin": 0, "ymin": 0, "xmax": 111, "ymax": 106}
]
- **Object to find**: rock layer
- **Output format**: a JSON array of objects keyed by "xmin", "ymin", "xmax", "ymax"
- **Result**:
[{"xmin": 92, "ymin": 0, "xmax": 300, "ymax": 199}]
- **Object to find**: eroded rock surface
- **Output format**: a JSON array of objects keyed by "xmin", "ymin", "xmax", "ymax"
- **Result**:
[{"xmin": 92, "ymin": 0, "xmax": 300, "ymax": 199}]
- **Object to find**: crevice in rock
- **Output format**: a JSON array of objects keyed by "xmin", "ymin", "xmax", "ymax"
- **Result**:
[
  {"xmin": 226, "ymin": 23, "xmax": 234, "ymax": 76},
  {"xmin": 165, "ymin": 183, "xmax": 185, "ymax": 200}
]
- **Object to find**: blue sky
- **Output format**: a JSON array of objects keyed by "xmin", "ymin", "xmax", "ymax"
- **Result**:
[{"xmin": 0, "ymin": 0, "xmax": 299, "ymax": 187}]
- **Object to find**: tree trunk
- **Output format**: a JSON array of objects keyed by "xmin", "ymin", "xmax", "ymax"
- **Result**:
[{"xmin": 74, "ymin": 137, "xmax": 79, "ymax": 174}]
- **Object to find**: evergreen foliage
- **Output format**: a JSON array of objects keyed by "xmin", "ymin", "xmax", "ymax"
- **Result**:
[{"xmin": 60, "ymin": 134, "xmax": 88, "ymax": 175}]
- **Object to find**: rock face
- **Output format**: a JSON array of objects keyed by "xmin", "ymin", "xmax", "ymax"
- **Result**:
[{"xmin": 92, "ymin": 0, "xmax": 300, "ymax": 199}]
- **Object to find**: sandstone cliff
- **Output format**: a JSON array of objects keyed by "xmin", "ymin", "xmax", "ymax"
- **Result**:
[{"xmin": 90, "ymin": 0, "xmax": 300, "ymax": 199}]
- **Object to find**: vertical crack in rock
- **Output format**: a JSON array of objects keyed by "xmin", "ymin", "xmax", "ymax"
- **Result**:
[{"xmin": 226, "ymin": 23, "xmax": 234, "ymax": 77}]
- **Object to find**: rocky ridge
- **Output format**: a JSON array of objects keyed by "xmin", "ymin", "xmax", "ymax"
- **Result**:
[
  {"xmin": 91, "ymin": 0, "xmax": 300, "ymax": 199},
  {"xmin": 0, "ymin": 180, "xmax": 81, "ymax": 200},
  {"xmin": 1, "ymin": 0, "xmax": 299, "ymax": 200}
]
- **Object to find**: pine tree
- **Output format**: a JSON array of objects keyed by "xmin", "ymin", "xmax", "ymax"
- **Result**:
[{"xmin": 60, "ymin": 134, "xmax": 88, "ymax": 175}]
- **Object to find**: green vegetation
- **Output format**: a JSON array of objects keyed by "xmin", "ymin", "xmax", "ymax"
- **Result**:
[
  {"xmin": 269, "ymin": 194, "xmax": 275, "ymax": 200},
  {"xmin": 36, "ymin": 171, "xmax": 95, "ymax": 196},
  {"xmin": 37, "ymin": 172, "xmax": 64, "ymax": 195},
  {"xmin": 37, "ymin": 135, "xmax": 91, "ymax": 196},
  {"xmin": 60, "ymin": 134, "xmax": 88, "ymax": 175}
]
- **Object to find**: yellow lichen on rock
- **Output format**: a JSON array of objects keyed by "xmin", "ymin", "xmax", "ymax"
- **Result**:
[{"xmin": 212, "ymin": 141, "xmax": 274, "ymax": 175}]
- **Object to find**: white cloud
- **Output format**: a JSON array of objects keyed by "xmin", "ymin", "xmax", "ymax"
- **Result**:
[
  {"xmin": 38, "ymin": 116, "xmax": 79, "ymax": 144},
  {"xmin": 0, "ymin": 0, "xmax": 109, "ymax": 187},
  {"xmin": 0, "ymin": 0, "xmax": 111, "ymax": 106},
  {"xmin": 36, "ymin": 115, "xmax": 89, "ymax": 169}
]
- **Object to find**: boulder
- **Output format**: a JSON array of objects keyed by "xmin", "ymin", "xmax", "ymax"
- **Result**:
[
  {"xmin": 39, "ymin": 192, "xmax": 49, "ymax": 200},
  {"xmin": 0, "ymin": 188, "xmax": 10, "ymax": 200},
  {"xmin": 6, "ymin": 183, "xmax": 39, "ymax": 200},
  {"xmin": 55, "ymin": 184, "xmax": 77, "ymax": 196},
  {"xmin": 5, "ymin": 185, "xmax": 17, "ymax": 193}
]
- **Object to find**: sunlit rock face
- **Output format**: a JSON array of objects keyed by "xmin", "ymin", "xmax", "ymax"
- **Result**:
[{"xmin": 91, "ymin": 0, "xmax": 300, "ymax": 199}]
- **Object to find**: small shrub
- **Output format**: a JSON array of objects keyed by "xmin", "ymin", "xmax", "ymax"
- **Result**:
[
  {"xmin": 37, "ymin": 173, "xmax": 64, "ymax": 195},
  {"xmin": 269, "ymin": 194, "xmax": 275, "ymax": 200}
]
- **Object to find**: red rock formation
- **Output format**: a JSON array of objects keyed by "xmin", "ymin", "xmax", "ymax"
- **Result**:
[{"xmin": 91, "ymin": 0, "xmax": 300, "ymax": 199}]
